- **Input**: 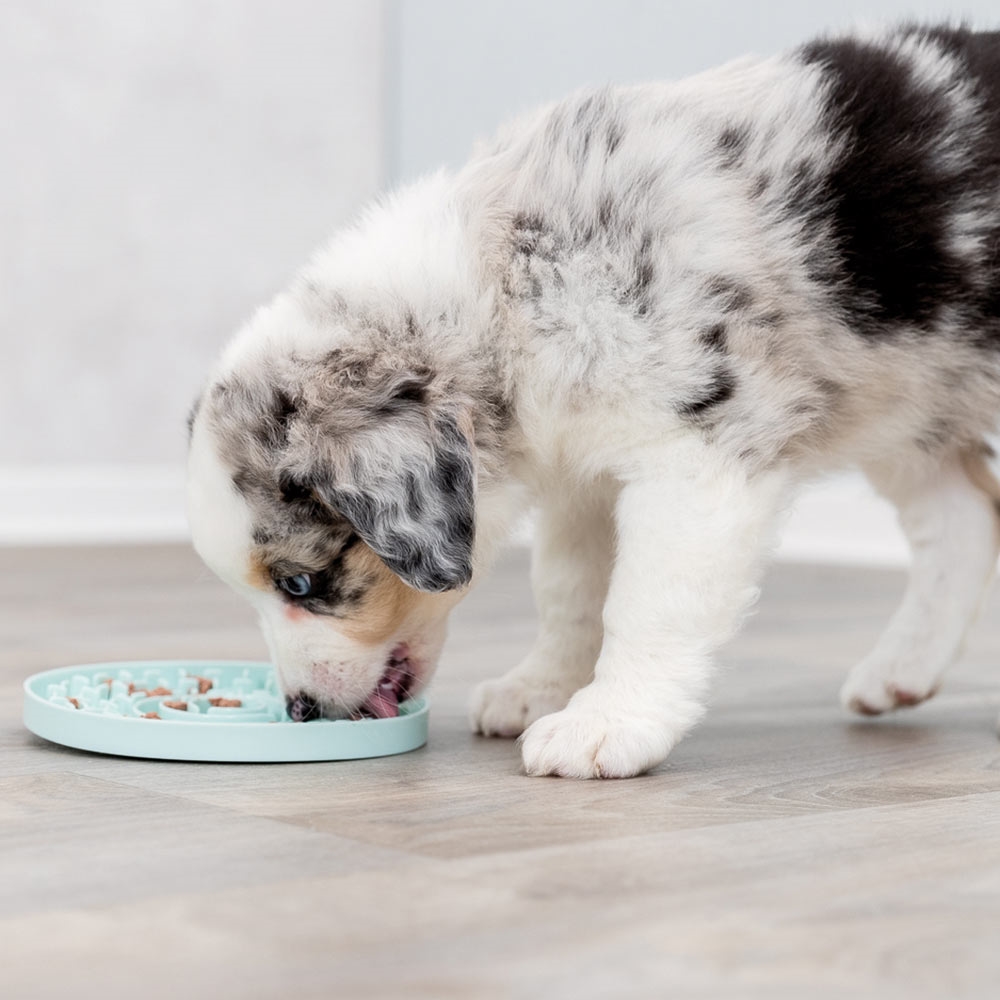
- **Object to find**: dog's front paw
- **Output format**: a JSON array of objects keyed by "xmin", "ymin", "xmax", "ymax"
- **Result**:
[
  {"xmin": 519, "ymin": 702, "xmax": 675, "ymax": 779},
  {"xmin": 470, "ymin": 674, "xmax": 576, "ymax": 738}
]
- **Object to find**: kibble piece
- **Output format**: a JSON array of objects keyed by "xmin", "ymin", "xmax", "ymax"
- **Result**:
[
  {"xmin": 193, "ymin": 676, "xmax": 214, "ymax": 694},
  {"xmin": 146, "ymin": 687, "xmax": 172, "ymax": 697},
  {"xmin": 142, "ymin": 712, "xmax": 161, "ymax": 720},
  {"xmin": 68, "ymin": 697, "xmax": 81, "ymax": 709},
  {"xmin": 162, "ymin": 700, "xmax": 188, "ymax": 711},
  {"xmin": 208, "ymin": 697, "xmax": 242, "ymax": 708}
]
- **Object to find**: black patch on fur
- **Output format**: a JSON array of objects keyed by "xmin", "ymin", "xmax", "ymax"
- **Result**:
[
  {"xmin": 572, "ymin": 95, "xmax": 599, "ymax": 163},
  {"xmin": 577, "ymin": 173, "xmax": 658, "ymax": 246},
  {"xmin": 678, "ymin": 370, "xmax": 736, "ymax": 417},
  {"xmin": 244, "ymin": 386, "xmax": 299, "ymax": 452},
  {"xmin": 481, "ymin": 390, "xmax": 513, "ymax": 436},
  {"xmin": 372, "ymin": 368, "xmax": 433, "ymax": 416},
  {"xmin": 404, "ymin": 310, "xmax": 420, "ymax": 340},
  {"xmin": 707, "ymin": 276, "xmax": 753, "ymax": 312},
  {"xmin": 272, "ymin": 388, "xmax": 298, "ymax": 432},
  {"xmin": 623, "ymin": 232, "xmax": 656, "ymax": 316},
  {"xmin": 278, "ymin": 473, "xmax": 314, "ymax": 505},
  {"xmin": 796, "ymin": 30, "xmax": 1000, "ymax": 334},
  {"xmin": 605, "ymin": 118, "xmax": 625, "ymax": 156},
  {"xmin": 404, "ymin": 470, "xmax": 424, "ymax": 519},
  {"xmin": 700, "ymin": 323, "xmax": 728, "ymax": 352},
  {"xmin": 222, "ymin": 383, "xmax": 303, "ymax": 501},
  {"xmin": 569, "ymin": 91, "xmax": 622, "ymax": 168},
  {"xmin": 750, "ymin": 173, "xmax": 772, "ymax": 200},
  {"xmin": 275, "ymin": 472, "xmax": 343, "ymax": 528},
  {"xmin": 597, "ymin": 193, "xmax": 615, "ymax": 231},
  {"xmin": 391, "ymin": 377, "xmax": 427, "ymax": 406},
  {"xmin": 511, "ymin": 212, "xmax": 559, "ymax": 262},
  {"xmin": 544, "ymin": 88, "xmax": 627, "ymax": 176},
  {"xmin": 717, "ymin": 124, "xmax": 749, "ymax": 168}
]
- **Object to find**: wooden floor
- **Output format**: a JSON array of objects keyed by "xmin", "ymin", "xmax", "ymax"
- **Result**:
[{"xmin": 3, "ymin": 544, "xmax": 1000, "ymax": 999}]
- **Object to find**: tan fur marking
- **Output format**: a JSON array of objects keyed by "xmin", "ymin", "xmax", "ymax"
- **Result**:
[
  {"xmin": 336, "ymin": 543, "xmax": 425, "ymax": 646},
  {"xmin": 247, "ymin": 553, "xmax": 274, "ymax": 592},
  {"xmin": 337, "ymin": 543, "xmax": 444, "ymax": 646}
]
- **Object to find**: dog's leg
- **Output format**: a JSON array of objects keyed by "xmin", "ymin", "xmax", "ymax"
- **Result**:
[
  {"xmin": 519, "ymin": 442, "xmax": 788, "ymax": 778},
  {"xmin": 470, "ymin": 484, "xmax": 616, "ymax": 737},
  {"xmin": 841, "ymin": 446, "xmax": 1000, "ymax": 715}
]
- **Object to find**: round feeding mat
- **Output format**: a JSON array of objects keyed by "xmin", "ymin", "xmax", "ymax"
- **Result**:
[{"xmin": 22, "ymin": 660, "xmax": 428, "ymax": 762}]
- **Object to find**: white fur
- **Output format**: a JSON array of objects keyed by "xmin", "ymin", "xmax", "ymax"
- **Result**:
[
  {"xmin": 517, "ymin": 440, "xmax": 789, "ymax": 778},
  {"xmin": 842, "ymin": 453, "xmax": 1000, "ymax": 713}
]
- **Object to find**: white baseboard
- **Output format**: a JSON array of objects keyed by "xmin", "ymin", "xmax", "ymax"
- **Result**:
[
  {"xmin": 776, "ymin": 475, "xmax": 906, "ymax": 567},
  {"xmin": 0, "ymin": 464, "xmax": 909, "ymax": 566}
]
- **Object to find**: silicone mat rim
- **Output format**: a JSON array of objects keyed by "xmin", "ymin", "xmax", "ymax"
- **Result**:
[{"xmin": 22, "ymin": 659, "xmax": 428, "ymax": 762}]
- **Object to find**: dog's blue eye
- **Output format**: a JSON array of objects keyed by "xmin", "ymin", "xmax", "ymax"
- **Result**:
[{"xmin": 277, "ymin": 573, "xmax": 313, "ymax": 598}]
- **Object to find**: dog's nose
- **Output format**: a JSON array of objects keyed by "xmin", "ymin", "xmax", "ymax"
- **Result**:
[{"xmin": 285, "ymin": 692, "xmax": 322, "ymax": 722}]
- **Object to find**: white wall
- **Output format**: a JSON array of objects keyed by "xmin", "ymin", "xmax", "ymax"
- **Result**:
[{"xmin": 0, "ymin": 0, "xmax": 385, "ymax": 541}]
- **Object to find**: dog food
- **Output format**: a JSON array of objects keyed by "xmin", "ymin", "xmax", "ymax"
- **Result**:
[
  {"xmin": 130, "ymin": 684, "xmax": 174, "ymax": 696},
  {"xmin": 41, "ymin": 666, "xmax": 297, "ymax": 723}
]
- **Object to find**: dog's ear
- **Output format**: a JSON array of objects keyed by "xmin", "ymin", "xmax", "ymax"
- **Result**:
[
  {"xmin": 324, "ymin": 411, "xmax": 476, "ymax": 592},
  {"xmin": 284, "ymin": 358, "xmax": 477, "ymax": 593}
]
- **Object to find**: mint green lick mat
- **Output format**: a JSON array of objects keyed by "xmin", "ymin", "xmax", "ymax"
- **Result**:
[{"xmin": 22, "ymin": 660, "xmax": 428, "ymax": 762}]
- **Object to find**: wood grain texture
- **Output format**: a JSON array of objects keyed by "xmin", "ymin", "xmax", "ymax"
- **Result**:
[{"xmin": 2, "ymin": 544, "xmax": 1000, "ymax": 999}]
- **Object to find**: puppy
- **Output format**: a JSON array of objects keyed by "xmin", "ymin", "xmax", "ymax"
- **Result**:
[{"xmin": 187, "ymin": 23, "xmax": 1000, "ymax": 777}]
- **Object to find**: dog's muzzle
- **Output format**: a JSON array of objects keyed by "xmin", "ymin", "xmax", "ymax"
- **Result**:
[{"xmin": 285, "ymin": 644, "xmax": 415, "ymax": 722}]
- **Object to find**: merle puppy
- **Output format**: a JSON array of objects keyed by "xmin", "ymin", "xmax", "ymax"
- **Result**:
[{"xmin": 187, "ymin": 24, "xmax": 1000, "ymax": 777}]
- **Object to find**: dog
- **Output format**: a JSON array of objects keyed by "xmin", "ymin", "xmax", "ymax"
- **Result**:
[{"xmin": 187, "ymin": 23, "xmax": 1000, "ymax": 777}]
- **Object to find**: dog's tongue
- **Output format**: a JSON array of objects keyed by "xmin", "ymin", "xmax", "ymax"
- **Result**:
[{"xmin": 361, "ymin": 681, "xmax": 399, "ymax": 719}]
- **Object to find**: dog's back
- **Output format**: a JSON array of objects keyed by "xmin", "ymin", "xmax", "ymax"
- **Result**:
[{"xmin": 464, "ymin": 24, "xmax": 1000, "ymax": 476}]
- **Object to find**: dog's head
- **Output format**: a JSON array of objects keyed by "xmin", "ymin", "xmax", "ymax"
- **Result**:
[{"xmin": 187, "ymin": 317, "xmax": 478, "ymax": 721}]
